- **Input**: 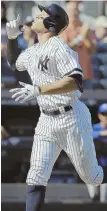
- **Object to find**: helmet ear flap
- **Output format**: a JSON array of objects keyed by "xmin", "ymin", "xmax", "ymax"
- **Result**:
[{"xmin": 43, "ymin": 17, "xmax": 56, "ymax": 32}]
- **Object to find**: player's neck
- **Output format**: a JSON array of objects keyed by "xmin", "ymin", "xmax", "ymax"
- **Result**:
[
  {"xmin": 37, "ymin": 32, "xmax": 56, "ymax": 44},
  {"xmin": 28, "ymin": 38, "xmax": 35, "ymax": 47}
]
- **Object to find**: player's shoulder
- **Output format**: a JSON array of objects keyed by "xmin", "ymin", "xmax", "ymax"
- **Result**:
[
  {"xmin": 50, "ymin": 36, "xmax": 66, "ymax": 50},
  {"xmin": 52, "ymin": 36, "xmax": 77, "ymax": 55},
  {"xmin": 51, "ymin": 36, "xmax": 78, "ymax": 60}
]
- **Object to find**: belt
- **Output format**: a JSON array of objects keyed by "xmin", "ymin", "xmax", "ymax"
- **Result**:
[{"xmin": 42, "ymin": 105, "xmax": 72, "ymax": 116}]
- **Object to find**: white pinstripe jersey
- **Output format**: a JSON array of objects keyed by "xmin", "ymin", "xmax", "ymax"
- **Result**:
[{"xmin": 16, "ymin": 36, "xmax": 84, "ymax": 110}]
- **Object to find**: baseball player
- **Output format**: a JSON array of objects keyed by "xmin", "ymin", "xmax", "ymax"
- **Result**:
[{"xmin": 7, "ymin": 4, "xmax": 104, "ymax": 211}]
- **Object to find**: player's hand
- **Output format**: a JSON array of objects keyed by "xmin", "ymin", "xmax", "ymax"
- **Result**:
[
  {"xmin": 9, "ymin": 82, "xmax": 40, "ymax": 103},
  {"xmin": 6, "ymin": 14, "xmax": 21, "ymax": 39}
]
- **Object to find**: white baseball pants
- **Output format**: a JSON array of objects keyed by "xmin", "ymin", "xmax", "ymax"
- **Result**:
[{"xmin": 26, "ymin": 99, "xmax": 103, "ymax": 186}]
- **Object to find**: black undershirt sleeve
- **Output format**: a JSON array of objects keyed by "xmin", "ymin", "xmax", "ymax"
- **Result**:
[
  {"xmin": 7, "ymin": 39, "xmax": 32, "ymax": 84},
  {"xmin": 7, "ymin": 38, "xmax": 21, "ymax": 69},
  {"xmin": 69, "ymin": 74, "xmax": 83, "ymax": 93}
]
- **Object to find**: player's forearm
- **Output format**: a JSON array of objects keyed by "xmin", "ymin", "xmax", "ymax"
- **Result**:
[
  {"xmin": 39, "ymin": 77, "xmax": 78, "ymax": 95},
  {"xmin": 7, "ymin": 38, "xmax": 21, "ymax": 70}
]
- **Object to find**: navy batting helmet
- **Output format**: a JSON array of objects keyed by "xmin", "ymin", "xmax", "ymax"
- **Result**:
[{"xmin": 38, "ymin": 4, "xmax": 69, "ymax": 34}]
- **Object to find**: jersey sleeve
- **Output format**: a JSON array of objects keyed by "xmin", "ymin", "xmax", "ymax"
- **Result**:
[
  {"xmin": 16, "ymin": 50, "xmax": 29, "ymax": 71},
  {"xmin": 55, "ymin": 47, "xmax": 84, "ymax": 78}
]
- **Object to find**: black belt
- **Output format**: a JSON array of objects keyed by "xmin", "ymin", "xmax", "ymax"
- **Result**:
[{"xmin": 42, "ymin": 105, "xmax": 72, "ymax": 116}]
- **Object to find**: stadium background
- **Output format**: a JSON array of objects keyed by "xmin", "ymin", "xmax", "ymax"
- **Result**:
[{"xmin": 1, "ymin": 0, "xmax": 107, "ymax": 211}]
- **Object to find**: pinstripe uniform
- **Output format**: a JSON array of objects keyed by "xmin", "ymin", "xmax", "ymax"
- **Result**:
[{"xmin": 16, "ymin": 36, "xmax": 103, "ymax": 186}]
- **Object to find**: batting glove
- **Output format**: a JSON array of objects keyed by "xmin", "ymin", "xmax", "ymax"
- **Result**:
[
  {"xmin": 10, "ymin": 82, "xmax": 40, "ymax": 103},
  {"xmin": 6, "ymin": 14, "xmax": 21, "ymax": 39}
]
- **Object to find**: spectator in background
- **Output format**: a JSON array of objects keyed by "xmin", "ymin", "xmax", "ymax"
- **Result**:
[
  {"xmin": 87, "ymin": 103, "xmax": 107, "ymax": 202},
  {"xmin": 92, "ymin": 16, "xmax": 107, "ymax": 89},
  {"xmin": 1, "ymin": 1, "xmax": 17, "ymax": 88},
  {"xmin": 93, "ymin": 103, "xmax": 107, "ymax": 142},
  {"xmin": 93, "ymin": 103, "xmax": 107, "ymax": 181},
  {"xmin": 60, "ymin": 0, "xmax": 96, "ymax": 89},
  {"xmin": 18, "ymin": 16, "xmax": 38, "ymax": 50}
]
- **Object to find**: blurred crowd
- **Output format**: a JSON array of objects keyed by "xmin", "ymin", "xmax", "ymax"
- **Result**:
[{"xmin": 1, "ymin": 0, "xmax": 107, "ymax": 89}]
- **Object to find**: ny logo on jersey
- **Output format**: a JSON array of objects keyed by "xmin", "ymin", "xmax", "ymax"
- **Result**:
[{"xmin": 38, "ymin": 55, "xmax": 50, "ymax": 72}]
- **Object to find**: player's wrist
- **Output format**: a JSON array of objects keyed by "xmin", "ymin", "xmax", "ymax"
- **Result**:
[
  {"xmin": 8, "ymin": 31, "xmax": 21, "ymax": 39},
  {"xmin": 8, "ymin": 35, "xmax": 18, "ymax": 40},
  {"xmin": 34, "ymin": 85, "xmax": 40, "ymax": 95}
]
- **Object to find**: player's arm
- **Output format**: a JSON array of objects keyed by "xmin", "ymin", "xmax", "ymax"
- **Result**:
[
  {"xmin": 6, "ymin": 14, "xmax": 28, "ymax": 72},
  {"xmin": 6, "ymin": 16, "xmax": 32, "ymax": 84},
  {"xmin": 6, "ymin": 14, "xmax": 22, "ymax": 69},
  {"xmin": 39, "ymin": 75, "xmax": 80, "ymax": 94},
  {"xmin": 10, "ymin": 73, "xmax": 81, "ymax": 103},
  {"xmin": 7, "ymin": 37, "xmax": 32, "ymax": 84},
  {"xmin": 7, "ymin": 38, "xmax": 21, "ymax": 70}
]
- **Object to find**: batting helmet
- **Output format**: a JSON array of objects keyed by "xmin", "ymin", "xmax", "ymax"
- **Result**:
[{"xmin": 38, "ymin": 4, "xmax": 69, "ymax": 34}]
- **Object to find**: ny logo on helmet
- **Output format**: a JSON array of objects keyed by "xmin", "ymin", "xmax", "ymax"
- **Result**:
[{"xmin": 38, "ymin": 55, "xmax": 50, "ymax": 72}]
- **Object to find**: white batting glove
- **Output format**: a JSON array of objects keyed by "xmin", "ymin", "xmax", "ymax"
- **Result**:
[
  {"xmin": 6, "ymin": 14, "xmax": 21, "ymax": 39},
  {"xmin": 9, "ymin": 82, "xmax": 40, "ymax": 103}
]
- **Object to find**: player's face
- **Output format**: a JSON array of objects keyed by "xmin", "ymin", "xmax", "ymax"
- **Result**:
[{"xmin": 31, "ymin": 11, "xmax": 49, "ymax": 33}]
